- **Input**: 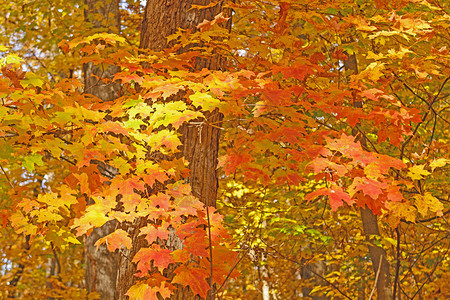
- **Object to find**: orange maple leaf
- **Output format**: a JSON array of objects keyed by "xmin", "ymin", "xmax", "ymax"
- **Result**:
[
  {"xmin": 139, "ymin": 224, "xmax": 169, "ymax": 244},
  {"xmin": 172, "ymin": 265, "xmax": 210, "ymax": 298},
  {"xmin": 133, "ymin": 245, "xmax": 174, "ymax": 274},
  {"xmin": 95, "ymin": 229, "xmax": 132, "ymax": 252}
]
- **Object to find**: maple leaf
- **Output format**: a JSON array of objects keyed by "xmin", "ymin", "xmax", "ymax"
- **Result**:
[
  {"xmin": 375, "ymin": 153, "xmax": 406, "ymax": 172},
  {"xmin": 139, "ymin": 164, "xmax": 169, "ymax": 187},
  {"xmin": 99, "ymin": 121, "xmax": 129, "ymax": 135},
  {"xmin": 415, "ymin": 193, "xmax": 443, "ymax": 217},
  {"xmin": 386, "ymin": 201, "xmax": 416, "ymax": 228},
  {"xmin": 152, "ymin": 84, "xmax": 184, "ymax": 100},
  {"xmin": 272, "ymin": 63, "xmax": 314, "ymax": 81},
  {"xmin": 133, "ymin": 245, "xmax": 174, "ymax": 274},
  {"xmin": 126, "ymin": 282, "xmax": 157, "ymax": 300},
  {"xmin": 126, "ymin": 281, "xmax": 172, "ymax": 300},
  {"xmin": 112, "ymin": 177, "xmax": 145, "ymax": 196},
  {"xmin": 172, "ymin": 265, "xmax": 210, "ymax": 298},
  {"xmin": 20, "ymin": 72, "xmax": 44, "ymax": 88},
  {"xmin": 147, "ymin": 130, "xmax": 182, "ymax": 152},
  {"xmin": 360, "ymin": 88, "xmax": 384, "ymax": 101},
  {"xmin": 16, "ymin": 199, "xmax": 40, "ymax": 214},
  {"xmin": 407, "ymin": 164, "xmax": 431, "ymax": 180},
  {"xmin": 325, "ymin": 134, "xmax": 362, "ymax": 158},
  {"xmin": 171, "ymin": 249, "xmax": 191, "ymax": 263},
  {"xmin": 189, "ymin": 2, "xmax": 219, "ymax": 11},
  {"xmin": 429, "ymin": 158, "xmax": 449, "ymax": 171},
  {"xmin": 305, "ymin": 186, "xmax": 354, "ymax": 211},
  {"xmin": 179, "ymin": 197, "xmax": 204, "ymax": 216},
  {"xmin": 200, "ymin": 244, "xmax": 240, "ymax": 285},
  {"xmin": 386, "ymin": 185, "xmax": 403, "ymax": 202},
  {"xmin": 139, "ymin": 224, "xmax": 169, "ymax": 244},
  {"xmin": 95, "ymin": 229, "xmax": 132, "ymax": 252},
  {"xmin": 261, "ymin": 84, "xmax": 292, "ymax": 106},
  {"xmin": 223, "ymin": 149, "xmax": 254, "ymax": 175},
  {"xmin": 86, "ymin": 33, "xmax": 126, "ymax": 45},
  {"xmin": 364, "ymin": 163, "xmax": 382, "ymax": 180},
  {"xmin": 22, "ymin": 153, "xmax": 44, "ymax": 171},
  {"xmin": 310, "ymin": 157, "xmax": 348, "ymax": 177},
  {"xmin": 148, "ymin": 193, "xmax": 171, "ymax": 210},
  {"xmin": 348, "ymin": 177, "xmax": 387, "ymax": 199},
  {"xmin": 189, "ymin": 91, "xmax": 221, "ymax": 111},
  {"xmin": 72, "ymin": 206, "xmax": 110, "ymax": 236},
  {"xmin": 114, "ymin": 72, "xmax": 144, "ymax": 85},
  {"xmin": 197, "ymin": 12, "xmax": 229, "ymax": 31},
  {"xmin": 183, "ymin": 229, "xmax": 209, "ymax": 257}
]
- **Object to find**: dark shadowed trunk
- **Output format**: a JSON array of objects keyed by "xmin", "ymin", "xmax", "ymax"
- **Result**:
[
  {"xmin": 83, "ymin": 1, "xmax": 121, "ymax": 299},
  {"xmin": 115, "ymin": 1, "xmax": 231, "ymax": 299}
]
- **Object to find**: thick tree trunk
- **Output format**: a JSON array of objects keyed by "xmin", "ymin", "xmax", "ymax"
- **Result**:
[
  {"xmin": 85, "ymin": 221, "xmax": 120, "ymax": 300},
  {"xmin": 83, "ymin": 1, "xmax": 121, "ymax": 299},
  {"xmin": 115, "ymin": 1, "xmax": 230, "ymax": 299}
]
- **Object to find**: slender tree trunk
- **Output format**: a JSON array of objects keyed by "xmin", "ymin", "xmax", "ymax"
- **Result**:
[
  {"xmin": 83, "ymin": 1, "xmax": 121, "ymax": 299},
  {"xmin": 360, "ymin": 207, "xmax": 392, "ymax": 300},
  {"xmin": 345, "ymin": 53, "xmax": 393, "ymax": 300},
  {"xmin": 115, "ymin": 1, "xmax": 231, "ymax": 299},
  {"xmin": 261, "ymin": 220, "xmax": 270, "ymax": 300}
]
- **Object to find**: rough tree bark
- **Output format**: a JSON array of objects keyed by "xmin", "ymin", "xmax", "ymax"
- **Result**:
[
  {"xmin": 345, "ymin": 53, "xmax": 393, "ymax": 300},
  {"xmin": 115, "ymin": 1, "xmax": 231, "ymax": 299},
  {"xmin": 84, "ymin": 0, "xmax": 121, "ymax": 102},
  {"xmin": 83, "ymin": 1, "xmax": 121, "ymax": 299}
]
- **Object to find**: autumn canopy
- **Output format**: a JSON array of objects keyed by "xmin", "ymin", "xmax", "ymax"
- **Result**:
[{"xmin": 0, "ymin": 0, "xmax": 448, "ymax": 299}]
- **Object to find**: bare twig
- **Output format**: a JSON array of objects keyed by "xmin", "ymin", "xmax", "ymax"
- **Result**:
[
  {"xmin": 206, "ymin": 205, "xmax": 214, "ymax": 299},
  {"xmin": 0, "ymin": 163, "xmax": 14, "ymax": 188},
  {"xmin": 368, "ymin": 255, "xmax": 383, "ymax": 300},
  {"xmin": 393, "ymin": 228, "xmax": 401, "ymax": 300}
]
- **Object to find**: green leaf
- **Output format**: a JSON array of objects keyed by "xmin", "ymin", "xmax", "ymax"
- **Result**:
[
  {"xmin": 1, "ymin": 54, "xmax": 23, "ymax": 67},
  {"xmin": 20, "ymin": 72, "xmax": 44, "ymax": 88},
  {"xmin": 22, "ymin": 154, "xmax": 44, "ymax": 171}
]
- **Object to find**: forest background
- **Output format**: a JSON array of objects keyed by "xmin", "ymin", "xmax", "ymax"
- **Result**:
[{"xmin": 0, "ymin": 0, "xmax": 448, "ymax": 299}]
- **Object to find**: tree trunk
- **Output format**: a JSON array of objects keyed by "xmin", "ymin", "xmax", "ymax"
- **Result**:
[
  {"xmin": 83, "ymin": 1, "xmax": 121, "ymax": 299},
  {"xmin": 360, "ymin": 207, "xmax": 392, "ymax": 300},
  {"xmin": 345, "ymin": 53, "xmax": 393, "ymax": 300},
  {"xmin": 83, "ymin": 0, "xmax": 121, "ymax": 102},
  {"xmin": 115, "ymin": 1, "xmax": 231, "ymax": 299}
]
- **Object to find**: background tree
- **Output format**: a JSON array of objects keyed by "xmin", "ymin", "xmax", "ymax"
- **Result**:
[{"xmin": 83, "ymin": 0, "xmax": 121, "ymax": 299}]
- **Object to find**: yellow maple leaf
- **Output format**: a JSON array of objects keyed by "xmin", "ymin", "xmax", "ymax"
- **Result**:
[
  {"xmin": 386, "ymin": 201, "xmax": 416, "ymax": 228},
  {"xmin": 407, "ymin": 164, "xmax": 431, "ymax": 180},
  {"xmin": 415, "ymin": 193, "xmax": 443, "ymax": 217},
  {"xmin": 430, "ymin": 158, "xmax": 449, "ymax": 171},
  {"xmin": 189, "ymin": 91, "xmax": 221, "ymax": 111}
]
